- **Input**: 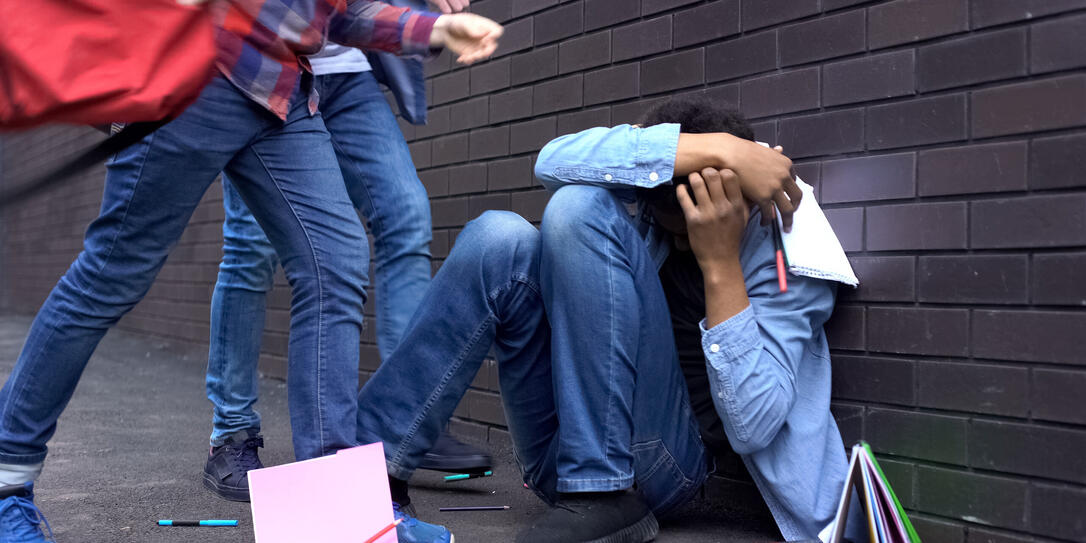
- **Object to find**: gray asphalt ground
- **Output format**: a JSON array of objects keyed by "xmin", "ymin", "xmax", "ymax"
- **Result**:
[{"xmin": 0, "ymin": 314, "xmax": 779, "ymax": 542}]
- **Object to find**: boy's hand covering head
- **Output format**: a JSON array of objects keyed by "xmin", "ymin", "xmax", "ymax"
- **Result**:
[
  {"xmin": 641, "ymin": 96, "xmax": 802, "ymax": 231},
  {"xmin": 677, "ymin": 168, "xmax": 750, "ymax": 267},
  {"xmin": 431, "ymin": 13, "xmax": 503, "ymax": 64}
]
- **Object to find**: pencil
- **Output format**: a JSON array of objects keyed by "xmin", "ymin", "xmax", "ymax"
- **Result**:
[
  {"xmin": 439, "ymin": 505, "xmax": 511, "ymax": 512},
  {"xmin": 363, "ymin": 518, "xmax": 402, "ymax": 543},
  {"xmin": 772, "ymin": 221, "xmax": 788, "ymax": 293},
  {"xmin": 444, "ymin": 470, "xmax": 493, "ymax": 482},
  {"xmin": 157, "ymin": 520, "xmax": 237, "ymax": 526}
]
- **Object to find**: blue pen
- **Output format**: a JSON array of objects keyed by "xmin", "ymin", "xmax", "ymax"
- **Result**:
[{"xmin": 158, "ymin": 520, "xmax": 238, "ymax": 527}]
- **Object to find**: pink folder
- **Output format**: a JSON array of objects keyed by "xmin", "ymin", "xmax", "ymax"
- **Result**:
[{"xmin": 249, "ymin": 442, "xmax": 395, "ymax": 543}]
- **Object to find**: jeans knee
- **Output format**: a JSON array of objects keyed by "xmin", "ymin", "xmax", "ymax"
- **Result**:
[
  {"xmin": 286, "ymin": 244, "xmax": 368, "ymax": 310},
  {"xmin": 218, "ymin": 242, "xmax": 278, "ymax": 292},
  {"xmin": 541, "ymin": 185, "xmax": 623, "ymax": 248},
  {"xmin": 373, "ymin": 182, "xmax": 433, "ymax": 246},
  {"xmin": 463, "ymin": 211, "xmax": 540, "ymax": 253}
]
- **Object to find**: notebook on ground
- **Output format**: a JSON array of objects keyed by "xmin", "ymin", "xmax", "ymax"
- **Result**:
[
  {"xmin": 249, "ymin": 442, "xmax": 396, "ymax": 543},
  {"xmin": 820, "ymin": 442, "xmax": 921, "ymax": 543}
]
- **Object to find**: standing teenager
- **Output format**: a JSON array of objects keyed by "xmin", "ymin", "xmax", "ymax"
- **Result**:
[
  {"xmin": 201, "ymin": 0, "xmax": 491, "ymax": 515},
  {"xmin": 0, "ymin": 3, "xmax": 500, "ymax": 542}
]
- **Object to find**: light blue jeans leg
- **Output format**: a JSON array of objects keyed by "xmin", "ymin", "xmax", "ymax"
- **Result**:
[
  {"xmin": 355, "ymin": 212, "xmax": 556, "ymax": 487},
  {"xmin": 205, "ymin": 178, "xmax": 278, "ymax": 446},
  {"xmin": 317, "ymin": 72, "xmax": 432, "ymax": 360},
  {"xmin": 540, "ymin": 185, "xmax": 708, "ymax": 515}
]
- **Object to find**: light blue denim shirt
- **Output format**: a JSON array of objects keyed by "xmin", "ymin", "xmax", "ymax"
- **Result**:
[{"xmin": 535, "ymin": 124, "xmax": 853, "ymax": 541}]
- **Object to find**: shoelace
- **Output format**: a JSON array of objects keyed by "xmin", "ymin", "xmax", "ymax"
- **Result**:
[
  {"xmin": 9, "ymin": 495, "xmax": 56, "ymax": 542},
  {"xmin": 231, "ymin": 436, "xmax": 264, "ymax": 473}
]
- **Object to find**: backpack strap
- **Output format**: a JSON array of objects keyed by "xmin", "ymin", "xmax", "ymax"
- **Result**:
[{"xmin": 0, "ymin": 120, "xmax": 167, "ymax": 209}]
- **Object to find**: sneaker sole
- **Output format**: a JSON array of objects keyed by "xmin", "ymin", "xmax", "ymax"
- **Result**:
[
  {"xmin": 418, "ymin": 456, "xmax": 494, "ymax": 474},
  {"xmin": 202, "ymin": 471, "xmax": 251, "ymax": 502},
  {"xmin": 584, "ymin": 512, "xmax": 659, "ymax": 543}
]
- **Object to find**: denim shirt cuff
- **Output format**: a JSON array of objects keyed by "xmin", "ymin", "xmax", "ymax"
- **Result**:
[
  {"xmin": 637, "ymin": 123, "xmax": 680, "ymax": 187},
  {"xmin": 699, "ymin": 305, "xmax": 760, "ymax": 361}
]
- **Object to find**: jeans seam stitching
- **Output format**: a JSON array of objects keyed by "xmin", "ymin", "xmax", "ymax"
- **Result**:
[
  {"xmin": 390, "ymin": 314, "xmax": 496, "ymax": 470},
  {"xmin": 604, "ymin": 226, "xmax": 620, "ymax": 471},
  {"xmin": 247, "ymin": 145, "xmax": 329, "ymax": 455},
  {"xmin": 95, "ymin": 130, "xmax": 156, "ymax": 277}
]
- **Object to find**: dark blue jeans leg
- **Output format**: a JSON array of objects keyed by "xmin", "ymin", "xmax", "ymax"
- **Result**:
[
  {"xmin": 318, "ymin": 72, "xmax": 433, "ymax": 360},
  {"xmin": 0, "ymin": 76, "xmax": 258, "ymax": 466},
  {"xmin": 222, "ymin": 106, "xmax": 369, "ymax": 461}
]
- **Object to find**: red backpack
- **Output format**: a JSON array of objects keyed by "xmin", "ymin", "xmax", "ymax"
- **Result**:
[{"xmin": 0, "ymin": 0, "xmax": 216, "ymax": 129}]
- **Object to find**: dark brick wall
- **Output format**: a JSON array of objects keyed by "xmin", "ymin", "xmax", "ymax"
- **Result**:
[{"xmin": 3, "ymin": 1, "xmax": 1086, "ymax": 540}]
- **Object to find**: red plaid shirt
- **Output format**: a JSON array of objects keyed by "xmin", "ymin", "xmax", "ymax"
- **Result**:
[{"xmin": 212, "ymin": 0, "xmax": 438, "ymax": 120}]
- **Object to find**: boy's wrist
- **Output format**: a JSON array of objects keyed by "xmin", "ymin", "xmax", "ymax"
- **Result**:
[
  {"xmin": 698, "ymin": 255, "xmax": 743, "ymax": 283},
  {"xmin": 712, "ymin": 133, "xmax": 739, "ymax": 171},
  {"xmin": 430, "ymin": 15, "xmax": 448, "ymax": 47}
]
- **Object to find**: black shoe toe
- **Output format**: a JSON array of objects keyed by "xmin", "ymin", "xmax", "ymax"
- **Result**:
[{"xmin": 419, "ymin": 432, "xmax": 493, "ymax": 473}]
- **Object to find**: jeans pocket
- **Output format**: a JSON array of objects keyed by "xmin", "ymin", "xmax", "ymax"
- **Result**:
[{"xmin": 631, "ymin": 438, "xmax": 708, "ymax": 517}]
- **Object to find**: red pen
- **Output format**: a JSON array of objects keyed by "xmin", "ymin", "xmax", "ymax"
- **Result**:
[
  {"xmin": 363, "ymin": 518, "xmax": 403, "ymax": 543},
  {"xmin": 772, "ymin": 221, "xmax": 788, "ymax": 293}
]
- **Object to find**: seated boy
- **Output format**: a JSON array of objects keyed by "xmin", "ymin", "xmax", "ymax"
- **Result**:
[{"xmin": 355, "ymin": 96, "xmax": 858, "ymax": 542}]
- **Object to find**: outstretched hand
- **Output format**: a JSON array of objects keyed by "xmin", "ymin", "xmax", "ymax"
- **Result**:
[{"xmin": 430, "ymin": 13, "xmax": 503, "ymax": 65}]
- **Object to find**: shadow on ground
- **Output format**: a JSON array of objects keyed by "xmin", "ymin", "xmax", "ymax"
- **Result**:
[{"xmin": 0, "ymin": 314, "xmax": 779, "ymax": 542}]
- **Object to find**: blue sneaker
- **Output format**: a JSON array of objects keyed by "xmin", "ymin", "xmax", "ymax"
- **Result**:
[
  {"xmin": 394, "ymin": 502, "xmax": 453, "ymax": 543},
  {"xmin": 0, "ymin": 483, "xmax": 55, "ymax": 543}
]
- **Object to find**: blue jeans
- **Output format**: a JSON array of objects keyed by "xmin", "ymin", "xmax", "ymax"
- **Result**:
[
  {"xmin": 206, "ymin": 71, "xmax": 432, "ymax": 446},
  {"xmin": 0, "ymin": 75, "xmax": 367, "ymax": 465},
  {"xmin": 357, "ymin": 190, "xmax": 708, "ymax": 517}
]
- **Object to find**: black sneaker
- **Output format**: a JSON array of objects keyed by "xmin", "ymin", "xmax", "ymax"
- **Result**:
[
  {"xmin": 419, "ymin": 432, "xmax": 493, "ymax": 474},
  {"xmin": 202, "ymin": 430, "xmax": 264, "ymax": 502},
  {"xmin": 515, "ymin": 490, "xmax": 659, "ymax": 543}
]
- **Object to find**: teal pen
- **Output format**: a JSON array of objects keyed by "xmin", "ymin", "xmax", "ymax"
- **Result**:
[
  {"xmin": 444, "ymin": 470, "xmax": 494, "ymax": 482},
  {"xmin": 158, "ymin": 520, "xmax": 238, "ymax": 527}
]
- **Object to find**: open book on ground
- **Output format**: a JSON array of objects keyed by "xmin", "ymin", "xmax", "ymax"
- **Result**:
[{"xmin": 821, "ymin": 441, "xmax": 921, "ymax": 543}]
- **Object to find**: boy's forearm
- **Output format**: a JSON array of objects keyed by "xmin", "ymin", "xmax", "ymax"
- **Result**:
[
  {"xmin": 702, "ymin": 261, "xmax": 750, "ymax": 329},
  {"xmin": 675, "ymin": 133, "xmax": 734, "ymax": 176}
]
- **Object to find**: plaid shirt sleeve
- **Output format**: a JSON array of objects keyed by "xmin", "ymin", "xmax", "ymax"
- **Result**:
[{"xmin": 327, "ymin": 1, "xmax": 439, "ymax": 58}]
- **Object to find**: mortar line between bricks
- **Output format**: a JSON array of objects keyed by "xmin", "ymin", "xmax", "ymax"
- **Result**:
[
  {"xmin": 833, "ymin": 393, "xmax": 1086, "ymax": 429},
  {"xmin": 827, "ymin": 349, "xmax": 1086, "ymax": 374},
  {"xmin": 870, "ymin": 451, "xmax": 1086, "ymax": 490},
  {"xmin": 833, "ymin": 300, "xmax": 1086, "ymax": 312},
  {"xmin": 911, "ymin": 512, "xmax": 1072, "ymax": 543},
  {"xmin": 417, "ymin": 81, "xmax": 1080, "ymax": 152}
]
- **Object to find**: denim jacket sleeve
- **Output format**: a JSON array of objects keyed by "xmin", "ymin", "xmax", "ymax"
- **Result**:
[
  {"xmin": 698, "ymin": 228, "xmax": 837, "ymax": 455},
  {"xmin": 533, "ymin": 124, "xmax": 682, "ymax": 201}
]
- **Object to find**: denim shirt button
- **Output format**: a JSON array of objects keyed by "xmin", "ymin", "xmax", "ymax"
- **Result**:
[
  {"xmin": 710, "ymin": 343, "xmax": 720, "ymax": 353},
  {"xmin": 649, "ymin": 172, "xmax": 659, "ymax": 181},
  {"xmin": 604, "ymin": 173, "xmax": 613, "ymax": 181}
]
